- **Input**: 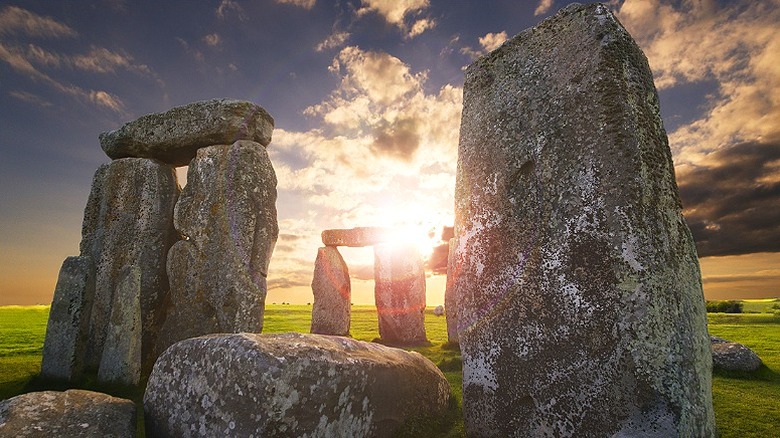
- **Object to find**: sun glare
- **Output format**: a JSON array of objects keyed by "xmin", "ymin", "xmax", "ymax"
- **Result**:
[{"xmin": 374, "ymin": 201, "xmax": 449, "ymax": 260}]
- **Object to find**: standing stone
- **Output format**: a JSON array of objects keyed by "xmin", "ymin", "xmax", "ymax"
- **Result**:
[
  {"xmin": 374, "ymin": 243, "xmax": 427, "ymax": 345},
  {"xmin": 0, "ymin": 390, "xmax": 136, "ymax": 437},
  {"xmin": 157, "ymin": 140, "xmax": 278, "ymax": 354},
  {"xmin": 144, "ymin": 333, "xmax": 450, "ymax": 438},
  {"xmin": 453, "ymin": 4, "xmax": 714, "ymax": 437},
  {"xmin": 99, "ymin": 99, "xmax": 274, "ymax": 166},
  {"xmin": 444, "ymin": 238, "xmax": 459, "ymax": 344},
  {"xmin": 98, "ymin": 265, "xmax": 142, "ymax": 386},
  {"xmin": 311, "ymin": 247, "xmax": 351, "ymax": 336},
  {"xmin": 40, "ymin": 256, "xmax": 95, "ymax": 381},
  {"xmin": 80, "ymin": 158, "xmax": 179, "ymax": 374}
]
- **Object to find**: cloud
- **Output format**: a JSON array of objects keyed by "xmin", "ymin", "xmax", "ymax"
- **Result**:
[
  {"xmin": 72, "ymin": 47, "xmax": 153, "ymax": 76},
  {"xmin": 315, "ymin": 31, "xmax": 350, "ymax": 52},
  {"xmin": 0, "ymin": 6, "xmax": 77, "ymax": 38},
  {"xmin": 276, "ymin": 0, "xmax": 316, "ymax": 10},
  {"xmin": 370, "ymin": 117, "xmax": 420, "ymax": 160},
  {"xmin": 534, "ymin": 0, "xmax": 554, "ymax": 16},
  {"xmin": 357, "ymin": 0, "xmax": 435, "ymax": 38},
  {"xmin": 203, "ymin": 33, "xmax": 221, "ymax": 48},
  {"xmin": 216, "ymin": 0, "xmax": 247, "ymax": 20},
  {"xmin": 9, "ymin": 90, "xmax": 52, "ymax": 107},
  {"xmin": 478, "ymin": 31, "xmax": 507, "ymax": 52},
  {"xmin": 89, "ymin": 90, "xmax": 125, "ymax": 112},
  {"xmin": 677, "ymin": 139, "xmax": 780, "ymax": 257},
  {"xmin": 613, "ymin": 0, "xmax": 780, "ymax": 165}
]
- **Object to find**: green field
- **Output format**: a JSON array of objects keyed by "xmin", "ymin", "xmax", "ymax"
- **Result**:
[{"xmin": 1, "ymin": 304, "xmax": 778, "ymax": 437}]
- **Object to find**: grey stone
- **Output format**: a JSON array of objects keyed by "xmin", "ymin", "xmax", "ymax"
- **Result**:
[
  {"xmin": 321, "ymin": 227, "xmax": 392, "ymax": 247},
  {"xmin": 157, "ymin": 140, "xmax": 278, "ymax": 354},
  {"xmin": 99, "ymin": 99, "xmax": 274, "ymax": 166},
  {"xmin": 40, "ymin": 256, "xmax": 95, "ymax": 381},
  {"xmin": 444, "ymin": 237, "xmax": 459, "ymax": 344},
  {"xmin": 374, "ymin": 243, "xmax": 427, "ymax": 345},
  {"xmin": 453, "ymin": 3, "xmax": 715, "ymax": 436},
  {"xmin": 97, "ymin": 265, "xmax": 142, "ymax": 386},
  {"xmin": 711, "ymin": 337, "xmax": 763, "ymax": 372},
  {"xmin": 144, "ymin": 333, "xmax": 450, "ymax": 438},
  {"xmin": 0, "ymin": 389, "xmax": 136, "ymax": 437},
  {"xmin": 311, "ymin": 246, "xmax": 351, "ymax": 336},
  {"xmin": 433, "ymin": 305, "xmax": 445, "ymax": 316},
  {"xmin": 80, "ymin": 158, "xmax": 179, "ymax": 374}
]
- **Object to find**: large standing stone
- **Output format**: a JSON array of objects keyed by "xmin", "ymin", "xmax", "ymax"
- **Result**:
[
  {"xmin": 321, "ymin": 226, "xmax": 392, "ymax": 247},
  {"xmin": 444, "ymin": 238, "xmax": 459, "ymax": 344},
  {"xmin": 157, "ymin": 140, "xmax": 278, "ymax": 354},
  {"xmin": 99, "ymin": 99, "xmax": 274, "ymax": 166},
  {"xmin": 80, "ymin": 158, "xmax": 179, "ymax": 374},
  {"xmin": 144, "ymin": 333, "xmax": 450, "ymax": 437},
  {"xmin": 40, "ymin": 256, "xmax": 95, "ymax": 381},
  {"xmin": 97, "ymin": 265, "xmax": 142, "ymax": 386},
  {"xmin": 311, "ymin": 246, "xmax": 351, "ymax": 336},
  {"xmin": 453, "ymin": 4, "xmax": 714, "ymax": 436},
  {"xmin": 374, "ymin": 243, "xmax": 427, "ymax": 345},
  {"xmin": 0, "ymin": 390, "xmax": 136, "ymax": 437}
]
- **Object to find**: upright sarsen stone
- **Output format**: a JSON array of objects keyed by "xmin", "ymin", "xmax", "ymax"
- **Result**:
[
  {"xmin": 157, "ymin": 140, "xmax": 278, "ymax": 354},
  {"xmin": 98, "ymin": 265, "xmax": 142, "ymax": 386},
  {"xmin": 453, "ymin": 4, "xmax": 714, "ymax": 437},
  {"xmin": 374, "ymin": 243, "xmax": 427, "ymax": 345},
  {"xmin": 80, "ymin": 158, "xmax": 179, "ymax": 374},
  {"xmin": 40, "ymin": 256, "xmax": 95, "ymax": 381},
  {"xmin": 311, "ymin": 247, "xmax": 351, "ymax": 336}
]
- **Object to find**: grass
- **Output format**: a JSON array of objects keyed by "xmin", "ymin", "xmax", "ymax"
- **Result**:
[{"xmin": 1, "ymin": 304, "xmax": 778, "ymax": 437}]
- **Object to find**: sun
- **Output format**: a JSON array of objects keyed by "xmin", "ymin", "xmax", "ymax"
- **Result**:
[{"xmin": 374, "ymin": 201, "xmax": 449, "ymax": 261}]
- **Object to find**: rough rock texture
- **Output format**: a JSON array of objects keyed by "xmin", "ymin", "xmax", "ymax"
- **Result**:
[
  {"xmin": 374, "ymin": 243, "xmax": 427, "ymax": 345},
  {"xmin": 0, "ymin": 389, "xmax": 136, "ymax": 437},
  {"xmin": 444, "ymin": 237, "xmax": 459, "ymax": 344},
  {"xmin": 98, "ymin": 265, "xmax": 142, "ymax": 386},
  {"xmin": 711, "ymin": 336, "xmax": 763, "ymax": 372},
  {"xmin": 433, "ymin": 305, "xmax": 445, "ymax": 316},
  {"xmin": 99, "ymin": 99, "xmax": 274, "ymax": 166},
  {"xmin": 144, "ymin": 333, "xmax": 450, "ymax": 438},
  {"xmin": 40, "ymin": 256, "xmax": 95, "ymax": 381},
  {"xmin": 157, "ymin": 140, "xmax": 278, "ymax": 355},
  {"xmin": 80, "ymin": 158, "xmax": 179, "ymax": 374},
  {"xmin": 311, "ymin": 247, "xmax": 351, "ymax": 336},
  {"xmin": 453, "ymin": 4, "xmax": 715, "ymax": 437},
  {"xmin": 322, "ymin": 227, "xmax": 392, "ymax": 247}
]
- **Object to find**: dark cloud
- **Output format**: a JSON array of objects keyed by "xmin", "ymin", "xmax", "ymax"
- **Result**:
[
  {"xmin": 370, "ymin": 117, "xmax": 420, "ymax": 160},
  {"xmin": 677, "ymin": 139, "xmax": 780, "ymax": 257}
]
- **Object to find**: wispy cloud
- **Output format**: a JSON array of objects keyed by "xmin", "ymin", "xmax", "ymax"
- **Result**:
[
  {"xmin": 275, "ymin": 0, "xmax": 316, "ymax": 10},
  {"xmin": 534, "ymin": 0, "xmax": 554, "ymax": 17},
  {"xmin": 315, "ymin": 31, "xmax": 350, "ymax": 52},
  {"xmin": 460, "ymin": 31, "xmax": 508, "ymax": 60},
  {"xmin": 357, "ymin": 0, "xmax": 435, "ymax": 38},
  {"xmin": 9, "ymin": 90, "xmax": 52, "ymax": 107},
  {"xmin": 203, "ymin": 33, "xmax": 222, "ymax": 48},
  {"xmin": 0, "ymin": 5, "xmax": 77, "ymax": 38},
  {"xmin": 215, "ymin": 0, "xmax": 247, "ymax": 20}
]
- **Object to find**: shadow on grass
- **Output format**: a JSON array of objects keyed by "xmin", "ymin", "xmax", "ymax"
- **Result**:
[
  {"xmin": 713, "ymin": 364, "xmax": 780, "ymax": 383},
  {"xmin": 394, "ymin": 393, "xmax": 463, "ymax": 438}
]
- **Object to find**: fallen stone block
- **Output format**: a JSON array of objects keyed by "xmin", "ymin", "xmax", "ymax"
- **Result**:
[
  {"xmin": 144, "ymin": 333, "xmax": 450, "ymax": 437},
  {"xmin": 711, "ymin": 336, "xmax": 763, "ymax": 372}
]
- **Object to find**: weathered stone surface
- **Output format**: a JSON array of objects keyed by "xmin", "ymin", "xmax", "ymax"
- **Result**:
[
  {"xmin": 98, "ymin": 265, "xmax": 142, "ymax": 386},
  {"xmin": 453, "ymin": 4, "xmax": 714, "ymax": 436},
  {"xmin": 311, "ymin": 247, "xmax": 351, "ymax": 336},
  {"xmin": 322, "ymin": 227, "xmax": 392, "ymax": 247},
  {"xmin": 711, "ymin": 336, "xmax": 763, "ymax": 372},
  {"xmin": 0, "ymin": 389, "xmax": 136, "ymax": 437},
  {"xmin": 157, "ymin": 140, "xmax": 278, "ymax": 354},
  {"xmin": 40, "ymin": 256, "xmax": 95, "ymax": 381},
  {"xmin": 374, "ymin": 243, "xmax": 427, "ymax": 345},
  {"xmin": 80, "ymin": 158, "xmax": 179, "ymax": 374},
  {"xmin": 144, "ymin": 333, "xmax": 449, "ymax": 437},
  {"xmin": 433, "ymin": 305, "xmax": 445, "ymax": 316},
  {"xmin": 99, "ymin": 99, "xmax": 274, "ymax": 166},
  {"xmin": 444, "ymin": 237, "xmax": 459, "ymax": 344}
]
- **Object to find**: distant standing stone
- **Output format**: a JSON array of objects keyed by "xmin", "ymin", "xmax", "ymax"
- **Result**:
[
  {"xmin": 98, "ymin": 265, "xmax": 142, "ymax": 386},
  {"xmin": 40, "ymin": 256, "xmax": 95, "ymax": 381},
  {"xmin": 311, "ymin": 246, "xmax": 351, "ymax": 336},
  {"xmin": 374, "ymin": 243, "xmax": 427, "ymax": 345},
  {"xmin": 144, "ymin": 333, "xmax": 450, "ymax": 437},
  {"xmin": 157, "ymin": 140, "xmax": 278, "ymax": 354},
  {"xmin": 453, "ymin": 3, "xmax": 714, "ymax": 436},
  {"xmin": 711, "ymin": 336, "xmax": 763, "ymax": 372},
  {"xmin": 99, "ymin": 99, "xmax": 274, "ymax": 166},
  {"xmin": 0, "ymin": 389, "xmax": 136, "ymax": 437},
  {"xmin": 80, "ymin": 158, "xmax": 179, "ymax": 374},
  {"xmin": 433, "ymin": 305, "xmax": 445, "ymax": 316},
  {"xmin": 321, "ymin": 227, "xmax": 392, "ymax": 247}
]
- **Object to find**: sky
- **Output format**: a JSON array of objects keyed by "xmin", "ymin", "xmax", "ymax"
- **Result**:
[{"xmin": 0, "ymin": 0, "xmax": 778, "ymax": 306}]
